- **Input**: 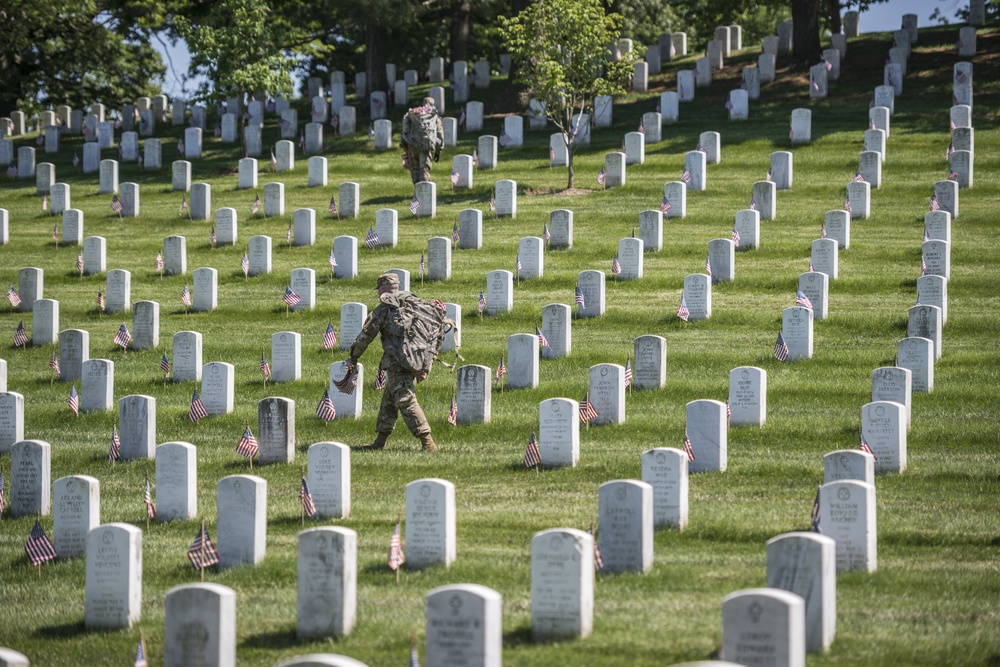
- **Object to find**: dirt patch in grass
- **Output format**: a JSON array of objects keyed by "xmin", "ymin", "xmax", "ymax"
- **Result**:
[{"xmin": 523, "ymin": 186, "xmax": 594, "ymax": 196}]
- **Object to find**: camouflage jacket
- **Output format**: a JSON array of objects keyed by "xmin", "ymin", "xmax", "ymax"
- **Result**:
[{"xmin": 349, "ymin": 290, "xmax": 412, "ymax": 373}]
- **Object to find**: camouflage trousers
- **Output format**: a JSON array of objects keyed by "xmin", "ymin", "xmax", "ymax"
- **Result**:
[
  {"xmin": 376, "ymin": 368, "xmax": 431, "ymax": 437},
  {"xmin": 407, "ymin": 147, "xmax": 432, "ymax": 184}
]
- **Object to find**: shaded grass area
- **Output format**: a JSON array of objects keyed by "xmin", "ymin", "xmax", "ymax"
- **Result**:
[{"xmin": 0, "ymin": 23, "xmax": 999, "ymax": 667}]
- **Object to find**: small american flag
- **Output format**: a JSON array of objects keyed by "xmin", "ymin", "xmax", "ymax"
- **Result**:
[
  {"xmin": 459, "ymin": 110, "xmax": 466, "ymax": 127},
  {"xmin": 949, "ymin": 118, "xmax": 956, "ymax": 131},
  {"xmin": 69, "ymin": 385, "xmax": 79, "ymax": 416},
  {"xmin": 51, "ymin": 222, "xmax": 57, "ymax": 241},
  {"xmin": 450, "ymin": 168, "xmax": 459, "ymax": 186},
  {"xmin": 524, "ymin": 431, "xmax": 541, "ymax": 468},
  {"xmin": 725, "ymin": 99, "xmax": 734, "ymax": 110},
  {"xmin": 300, "ymin": 475, "xmax": 318, "ymax": 517},
  {"xmin": 328, "ymin": 248, "xmax": 338, "ymax": 270},
  {"xmin": 844, "ymin": 195, "xmax": 853, "ymax": 214},
  {"xmin": 177, "ymin": 139, "xmax": 184, "ymax": 154},
  {"xmin": 365, "ymin": 227, "xmax": 380, "ymax": 249},
  {"xmin": 0, "ymin": 472, "xmax": 5, "ymax": 515},
  {"xmin": 948, "ymin": 170, "xmax": 959, "ymax": 182},
  {"xmin": 111, "ymin": 195, "xmax": 123, "ymax": 213},
  {"xmin": 661, "ymin": 196, "xmax": 671, "ymax": 214},
  {"xmin": 946, "ymin": 141, "xmax": 954, "ymax": 159},
  {"xmin": 549, "ymin": 146, "xmax": 555, "ymax": 162},
  {"xmin": 144, "ymin": 475, "xmax": 156, "ymax": 518},
  {"xmin": 472, "ymin": 149, "xmax": 478, "ymax": 166},
  {"xmin": 160, "ymin": 352, "xmax": 170, "ymax": 377},
  {"xmin": 282, "ymin": 286, "xmax": 301, "ymax": 307},
  {"xmin": 748, "ymin": 197, "xmax": 757, "ymax": 211},
  {"xmin": 328, "ymin": 195, "xmax": 337, "ymax": 215},
  {"xmin": 731, "ymin": 227, "xmax": 741, "ymax": 248},
  {"xmin": 42, "ymin": 195, "xmax": 48, "ymax": 211},
  {"xmin": 448, "ymin": 393, "xmax": 458, "ymax": 425},
  {"xmin": 795, "ymin": 290, "xmax": 813, "ymax": 310},
  {"xmin": 189, "ymin": 389, "xmax": 208, "ymax": 421},
  {"xmin": 811, "ymin": 78, "xmax": 820, "ymax": 92},
  {"xmin": 13, "ymin": 320, "xmax": 28, "ymax": 348},
  {"xmin": 26, "ymin": 519, "xmax": 57, "ymax": 566},
  {"xmin": 766, "ymin": 168, "xmax": 773, "ymax": 182},
  {"xmin": 478, "ymin": 290, "xmax": 486, "ymax": 314},
  {"xmin": 109, "ymin": 424, "xmax": 121, "ymax": 462},
  {"xmin": 821, "ymin": 57, "xmax": 832, "ymax": 72},
  {"xmin": 680, "ymin": 168, "xmax": 692, "ymax": 184},
  {"xmin": 76, "ymin": 251, "xmax": 84, "ymax": 274},
  {"xmin": 179, "ymin": 196, "xmax": 187, "ymax": 214},
  {"xmin": 286, "ymin": 222, "xmax": 292, "ymax": 244},
  {"xmin": 181, "ymin": 284, "xmax": 192, "ymax": 306},
  {"xmin": 333, "ymin": 364, "xmax": 358, "ymax": 395},
  {"xmin": 252, "ymin": 195, "xmax": 261, "ymax": 214},
  {"xmin": 682, "ymin": 426, "xmax": 695, "ymax": 461},
  {"xmin": 188, "ymin": 523, "xmax": 221, "ymax": 570},
  {"xmin": 597, "ymin": 168, "xmax": 607, "ymax": 185},
  {"xmin": 696, "ymin": 143, "xmax": 706, "ymax": 154},
  {"xmin": 859, "ymin": 430, "xmax": 877, "ymax": 460},
  {"xmin": 542, "ymin": 223, "xmax": 550, "ymax": 245},
  {"xmin": 388, "ymin": 522, "xmax": 405, "ymax": 570},
  {"xmin": 236, "ymin": 425, "xmax": 258, "ymax": 459},
  {"xmin": 923, "ymin": 227, "xmax": 930, "ymax": 243},
  {"xmin": 49, "ymin": 350, "xmax": 60, "ymax": 374},
  {"xmin": 955, "ymin": 69, "xmax": 967, "ymax": 84},
  {"xmin": 611, "ymin": 255, "xmax": 621, "ymax": 276},
  {"xmin": 419, "ymin": 253, "xmax": 426, "ymax": 277},
  {"xmin": 489, "ymin": 191, "xmax": 495, "ymax": 212},
  {"xmin": 495, "ymin": 356, "xmax": 507, "ymax": 384},
  {"xmin": 853, "ymin": 170, "xmax": 865, "ymax": 183},
  {"xmin": 97, "ymin": 290, "xmax": 105, "ymax": 312},
  {"xmin": 774, "ymin": 332, "xmax": 790, "ymax": 362},
  {"xmin": 820, "ymin": 224, "xmax": 827, "ymax": 239},
  {"xmin": 705, "ymin": 256, "xmax": 712, "ymax": 277},
  {"xmin": 241, "ymin": 252, "xmax": 249, "ymax": 277},
  {"xmin": 589, "ymin": 524, "xmax": 604, "ymax": 572},
  {"xmin": 409, "ymin": 196, "xmax": 420, "ymax": 215},
  {"xmin": 870, "ymin": 117, "xmax": 876, "ymax": 130},
  {"xmin": 579, "ymin": 393, "xmax": 599, "ymax": 422},
  {"xmin": 624, "ymin": 356, "xmax": 633, "ymax": 387},
  {"xmin": 929, "ymin": 194, "xmax": 940, "ymax": 211},
  {"xmin": 575, "ymin": 286, "xmax": 586, "ymax": 309},
  {"xmin": 515, "ymin": 254, "xmax": 522, "ymax": 276},
  {"xmin": 210, "ymin": 225, "xmax": 216, "ymax": 246},
  {"xmin": 323, "ymin": 322, "xmax": 338, "ymax": 350},
  {"xmin": 114, "ymin": 322, "xmax": 132, "ymax": 350},
  {"xmin": 789, "ymin": 127, "xmax": 795, "ymax": 141},
  {"xmin": 536, "ymin": 326, "xmax": 549, "ymax": 348},
  {"xmin": 5, "ymin": 163, "xmax": 16, "ymax": 177},
  {"xmin": 156, "ymin": 251, "xmax": 164, "ymax": 271},
  {"xmin": 498, "ymin": 131, "xmax": 512, "ymax": 148},
  {"xmin": 374, "ymin": 367, "xmax": 387, "ymax": 390},
  {"xmin": 921, "ymin": 256, "xmax": 927, "ymax": 274},
  {"xmin": 316, "ymin": 389, "xmax": 337, "ymax": 422},
  {"xmin": 677, "ymin": 294, "xmax": 690, "ymax": 321},
  {"xmin": 260, "ymin": 352, "xmax": 271, "ymax": 379},
  {"xmin": 809, "ymin": 260, "xmax": 815, "ymax": 272},
  {"xmin": 810, "ymin": 485, "xmax": 822, "ymax": 533},
  {"xmin": 73, "ymin": 152, "xmax": 80, "ymax": 168},
  {"xmin": 452, "ymin": 222, "xmax": 461, "ymax": 244}
]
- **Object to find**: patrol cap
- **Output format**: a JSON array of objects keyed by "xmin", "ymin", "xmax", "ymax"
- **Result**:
[
  {"xmin": 375, "ymin": 272, "xmax": 400, "ymax": 289},
  {"xmin": 423, "ymin": 96, "xmax": 436, "ymax": 108}
]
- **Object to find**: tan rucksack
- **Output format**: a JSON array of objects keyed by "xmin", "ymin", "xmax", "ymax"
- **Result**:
[{"xmin": 383, "ymin": 294, "xmax": 455, "ymax": 374}]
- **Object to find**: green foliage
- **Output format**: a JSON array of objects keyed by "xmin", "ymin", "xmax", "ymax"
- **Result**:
[
  {"xmin": 500, "ymin": 0, "xmax": 638, "ymax": 187},
  {"xmin": 0, "ymin": 0, "xmax": 166, "ymax": 116},
  {"xmin": 171, "ymin": 0, "xmax": 296, "ymax": 103}
]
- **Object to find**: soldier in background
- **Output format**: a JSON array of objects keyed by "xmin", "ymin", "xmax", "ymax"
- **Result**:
[
  {"xmin": 400, "ymin": 97, "xmax": 444, "ymax": 189},
  {"xmin": 349, "ymin": 273, "xmax": 437, "ymax": 451}
]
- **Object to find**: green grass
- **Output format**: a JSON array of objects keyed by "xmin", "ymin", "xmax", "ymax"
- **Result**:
[{"xmin": 1, "ymin": 24, "xmax": 999, "ymax": 666}]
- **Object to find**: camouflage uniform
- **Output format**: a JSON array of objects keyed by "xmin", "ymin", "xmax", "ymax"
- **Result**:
[
  {"xmin": 400, "ymin": 98, "xmax": 444, "ymax": 185},
  {"xmin": 349, "ymin": 276, "xmax": 432, "ymax": 445}
]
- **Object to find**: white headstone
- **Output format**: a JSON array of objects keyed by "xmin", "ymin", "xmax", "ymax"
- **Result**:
[
  {"xmin": 506, "ymin": 333, "xmax": 539, "ymax": 390},
  {"xmin": 598, "ymin": 480, "xmax": 654, "ymax": 573},
  {"xmin": 466, "ymin": 101, "xmax": 484, "ymax": 132},
  {"xmin": 413, "ymin": 181, "xmax": 436, "ymax": 218},
  {"xmin": 799, "ymin": 271, "xmax": 829, "ymax": 321},
  {"xmin": 171, "ymin": 332, "xmax": 203, "ymax": 383},
  {"xmin": 258, "ymin": 397, "xmax": 295, "ymax": 464},
  {"xmin": 307, "ymin": 156, "xmax": 328, "ymax": 188},
  {"xmin": 642, "ymin": 448, "xmax": 688, "ymax": 529},
  {"xmin": 442, "ymin": 303, "xmax": 461, "ymax": 353},
  {"xmin": 32, "ymin": 298, "xmax": 58, "ymax": 346},
  {"xmin": 53, "ymin": 475, "xmax": 100, "ymax": 559},
  {"xmin": 427, "ymin": 236, "xmax": 451, "ymax": 281},
  {"xmin": 61, "ymin": 208, "xmax": 82, "ymax": 245},
  {"xmin": 217, "ymin": 474, "xmax": 267, "ymax": 568},
  {"xmin": 819, "ymin": 480, "xmax": 877, "ymax": 572},
  {"xmin": 458, "ymin": 209, "xmax": 482, "ymax": 249},
  {"xmin": 200, "ymin": 362, "xmax": 234, "ymax": 416},
  {"xmin": 406, "ymin": 478, "xmax": 456, "ymax": 569},
  {"xmin": 861, "ymin": 401, "xmax": 907, "ymax": 475},
  {"xmin": 916, "ymin": 274, "xmax": 947, "ymax": 324},
  {"xmin": 485, "ymin": 270, "xmax": 513, "ymax": 315},
  {"xmin": 537, "ymin": 397, "xmax": 578, "ymax": 468},
  {"xmin": 144, "ymin": 138, "xmax": 162, "ymax": 169},
  {"xmin": 872, "ymin": 366, "xmax": 912, "ymax": 430},
  {"xmin": 734, "ymin": 209, "xmax": 759, "ymax": 250},
  {"xmin": 922, "ymin": 239, "xmax": 950, "ymax": 280},
  {"xmin": 248, "ymin": 235, "xmax": 272, "ymax": 276},
  {"xmin": 729, "ymin": 366, "xmax": 766, "ymax": 427},
  {"xmin": 155, "ymin": 442, "xmax": 197, "ymax": 522},
  {"xmin": 307, "ymin": 442, "xmax": 350, "ymax": 518},
  {"xmin": 708, "ymin": 238, "xmax": 735, "ymax": 284},
  {"xmin": 857, "ymin": 150, "xmax": 881, "ymax": 189},
  {"xmin": 333, "ymin": 235, "xmax": 358, "ymax": 279},
  {"xmin": 684, "ymin": 150, "xmax": 707, "ymax": 190},
  {"xmin": 683, "ymin": 273, "xmax": 711, "ymax": 321},
  {"xmin": 752, "ymin": 180, "xmax": 776, "ymax": 220},
  {"xmin": 874, "ymin": 85, "xmax": 895, "ymax": 115},
  {"xmin": 59, "ymin": 329, "xmax": 89, "ymax": 381},
  {"xmin": 770, "ymin": 151, "xmax": 793, "ymax": 189},
  {"xmin": 99, "ymin": 159, "xmax": 118, "ymax": 194},
  {"xmin": 810, "ymin": 238, "xmax": 838, "ymax": 280},
  {"xmin": 297, "ymin": 527, "xmax": 357, "ymax": 639},
  {"xmin": 456, "ymin": 365, "xmax": 491, "ymax": 424},
  {"xmin": 425, "ymin": 585, "xmax": 502, "ymax": 667},
  {"xmin": 0, "ymin": 392, "xmax": 24, "ymax": 454},
  {"xmin": 897, "ymin": 336, "xmax": 933, "ymax": 393},
  {"xmin": 633, "ymin": 61, "xmax": 649, "ymax": 91},
  {"xmin": 624, "ymin": 131, "xmax": 644, "ymax": 165},
  {"xmin": 759, "ymin": 52, "xmax": 776, "ymax": 82},
  {"xmin": 190, "ymin": 267, "xmax": 217, "ymax": 313},
  {"xmin": 933, "ymin": 180, "xmax": 958, "ymax": 219},
  {"xmin": 374, "ymin": 209, "xmax": 398, "ymax": 248},
  {"xmin": 686, "ymin": 399, "xmax": 727, "ymax": 472},
  {"xmin": 846, "ymin": 180, "xmax": 870, "ymax": 219},
  {"xmin": 588, "ymin": 363, "xmax": 625, "ymax": 425},
  {"xmin": 531, "ymin": 528, "xmax": 594, "ymax": 639},
  {"xmin": 823, "ymin": 449, "xmax": 875, "ymax": 485},
  {"xmin": 84, "ymin": 523, "xmax": 142, "ymax": 629},
  {"xmin": 722, "ymin": 589, "xmax": 806, "ymax": 667},
  {"xmin": 677, "ymin": 69, "xmax": 695, "ymax": 101},
  {"xmin": 339, "ymin": 303, "xmax": 367, "ymax": 351},
  {"xmin": 494, "ymin": 179, "xmax": 516, "ymax": 217},
  {"xmin": 576, "ymin": 270, "xmax": 605, "ymax": 319},
  {"xmin": 118, "ymin": 395, "xmax": 155, "ymax": 460},
  {"xmin": 908, "ymin": 304, "xmax": 942, "ymax": 360},
  {"xmin": 728, "ymin": 89, "xmax": 749, "ymax": 120},
  {"xmin": 172, "ymin": 160, "xmax": 191, "ymax": 191},
  {"xmin": 637, "ymin": 210, "xmax": 662, "ymax": 252},
  {"xmin": 10, "ymin": 439, "xmax": 50, "ymax": 516},
  {"xmin": 81, "ymin": 359, "xmax": 114, "ymax": 412},
  {"xmin": 184, "ymin": 127, "xmax": 202, "ymax": 158},
  {"xmin": 163, "ymin": 583, "xmax": 237, "ymax": 667}
]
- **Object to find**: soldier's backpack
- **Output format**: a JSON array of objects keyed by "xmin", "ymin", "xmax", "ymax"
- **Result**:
[
  {"xmin": 383, "ymin": 295, "xmax": 455, "ymax": 374},
  {"xmin": 404, "ymin": 109, "xmax": 440, "ymax": 150}
]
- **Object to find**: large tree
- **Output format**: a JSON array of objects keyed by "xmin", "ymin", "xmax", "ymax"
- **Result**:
[
  {"xmin": 0, "ymin": 0, "xmax": 165, "ymax": 117},
  {"xmin": 500, "ymin": 0, "xmax": 637, "ymax": 190}
]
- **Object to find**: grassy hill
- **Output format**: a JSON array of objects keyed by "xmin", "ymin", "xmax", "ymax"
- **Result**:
[{"xmin": 0, "ymin": 23, "xmax": 998, "ymax": 667}]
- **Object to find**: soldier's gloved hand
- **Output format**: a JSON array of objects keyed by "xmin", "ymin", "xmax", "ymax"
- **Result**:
[
  {"xmin": 416, "ymin": 371, "xmax": 428, "ymax": 383},
  {"xmin": 433, "ymin": 151, "xmax": 440, "ymax": 163}
]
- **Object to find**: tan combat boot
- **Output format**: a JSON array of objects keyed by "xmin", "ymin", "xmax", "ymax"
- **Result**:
[
  {"xmin": 358, "ymin": 432, "xmax": 389, "ymax": 450},
  {"xmin": 419, "ymin": 433, "xmax": 437, "ymax": 452}
]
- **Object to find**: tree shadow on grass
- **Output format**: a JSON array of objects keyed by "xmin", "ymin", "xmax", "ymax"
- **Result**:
[{"xmin": 241, "ymin": 626, "xmax": 299, "ymax": 650}]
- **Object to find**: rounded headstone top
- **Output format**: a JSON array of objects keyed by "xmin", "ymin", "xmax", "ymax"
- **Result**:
[{"xmin": 274, "ymin": 654, "xmax": 369, "ymax": 667}]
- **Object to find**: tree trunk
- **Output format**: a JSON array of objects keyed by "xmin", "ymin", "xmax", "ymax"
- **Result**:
[
  {"xmin": 791, "ymin": 0, "xmax": 822, "ymax": 67},
  {"xmin": 449, "ymin": 1, "xmax": 471, "ymax": 65},
  {"xmin": 365, "ymin": 20, "xmax": 389, "ymax": 109},
  {"xmin": 495, "ymin": 0, "xmax": 530, "ymax": 114},
  {"xmin": 826, "ymin": 0, "xmax": 842, "ymax": 35}
]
